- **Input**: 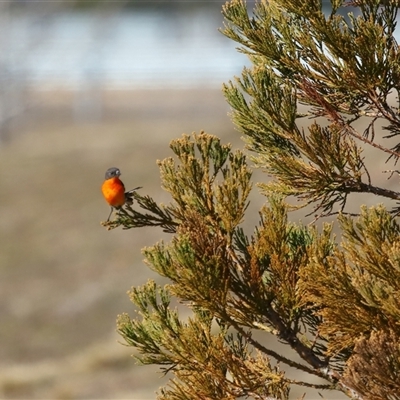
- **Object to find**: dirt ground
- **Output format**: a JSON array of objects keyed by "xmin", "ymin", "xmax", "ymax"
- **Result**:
[{"xmin": 0, "ymin": 87, "xmax": 393, "ymax": 399}]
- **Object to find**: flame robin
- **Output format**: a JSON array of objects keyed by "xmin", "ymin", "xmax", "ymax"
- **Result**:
[{"xmin": 101, "ymin": 167, "xmax": 142, "ymax": 221}]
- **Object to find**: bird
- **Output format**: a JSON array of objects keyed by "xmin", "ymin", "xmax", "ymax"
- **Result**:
[{"xmin": 101, "ymin": 167, "xmax": 142, "ymax": 221}]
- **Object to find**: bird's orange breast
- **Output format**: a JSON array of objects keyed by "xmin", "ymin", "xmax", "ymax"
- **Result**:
[{"xmin": 101, "ymin": 177, "xmax": 126, "ymax": 207}]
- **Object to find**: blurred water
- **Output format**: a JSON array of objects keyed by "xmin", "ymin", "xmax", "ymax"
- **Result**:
[
  {"xmin": 0, "ymin": 4, "xmax": 396, "ymax": 91},
  {"xmin": 0, "ymin": 7, "xmax": 248, "ymax": 89}
]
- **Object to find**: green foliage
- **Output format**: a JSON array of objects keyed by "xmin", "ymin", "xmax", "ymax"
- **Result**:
[
  {"xmin": 112, "ymin": 132, "xmax": 342, "ymax": 398},
  {"xmin": 222, "ymin": 0, "xmax": 400, "ymax": 216},
  {"xmin": 105, "ymin": 1, "xmax": 400, "ymax": 399},
  {"xmin": 117, "ymin": 281, "xmax": 290, "ymax": 400},
  {"xmin": 300, "ymin": 205, "xmax": 400, "ymax": 357}
]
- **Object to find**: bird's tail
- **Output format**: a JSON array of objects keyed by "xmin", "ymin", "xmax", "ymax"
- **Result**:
[{"xmin": 124, "ymin": 186, "xmax": 143, "ymax": 205}]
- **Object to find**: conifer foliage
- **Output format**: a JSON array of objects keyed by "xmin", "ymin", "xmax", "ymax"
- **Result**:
[{"xmin": 105, "ymin": 1, "xmax": 400, "ymax": 398}]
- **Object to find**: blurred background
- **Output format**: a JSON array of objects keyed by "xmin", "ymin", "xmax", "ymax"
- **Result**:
[
  {"xmin": 0, "ymin": 1, "xmax": 259, "ymax": 399},
  {"xmin": 0, "ymin": 1, "xmax": 395, "ymax": 399}
]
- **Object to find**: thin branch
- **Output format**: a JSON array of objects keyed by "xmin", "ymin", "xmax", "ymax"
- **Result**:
[
  {"xmin": 299, "ymin": 78, "xmax": 400, "ymax": 160},
  {"xmin": 368, "ymin": 89, "xmax": 400, "ymax": 131},
  {"xmin": 288, "ymin": 380, "xmax": 335, "ymax": 389},
  {"xmin": 383, "ymin": 169, "xmax": 400, "ymax": 180},
  {"xmin": 356, "ymin": 182, "xmax": 400, "ymax": 201},
  {"xmin": 341, "ymin": 120, "xmax": 400, "ymax": 160},
  {"xmin": 227, "ymin": 317, "xmax": 330, "ymax": 381}
]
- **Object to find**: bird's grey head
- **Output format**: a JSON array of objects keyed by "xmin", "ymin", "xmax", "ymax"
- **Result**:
[{"xmin": 105, "ymin": 167, "xmax": 121, "ymax": 180}]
